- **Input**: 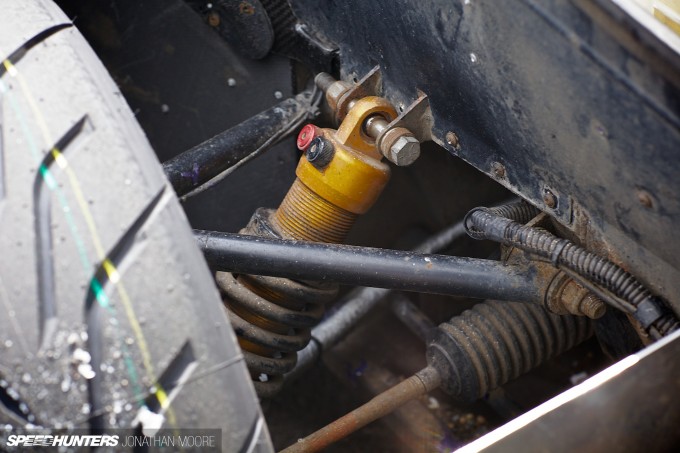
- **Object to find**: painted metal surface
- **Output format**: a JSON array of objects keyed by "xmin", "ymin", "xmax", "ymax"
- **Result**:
[{"xmin": 289, "ymin": 0, "xmax": 680, "ymax": 310}]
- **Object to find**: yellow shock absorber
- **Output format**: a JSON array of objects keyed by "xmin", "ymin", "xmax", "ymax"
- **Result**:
[{"xmin": 216, "ymin": 96, "xmax": 397, "ymax": 397}]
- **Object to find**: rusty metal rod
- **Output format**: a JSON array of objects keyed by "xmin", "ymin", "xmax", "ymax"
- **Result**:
[{"xmin": 280, "ymin": 367, "xmax": 442, "ymax": 453}]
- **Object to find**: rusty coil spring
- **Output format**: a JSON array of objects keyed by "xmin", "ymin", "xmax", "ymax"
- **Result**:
[
  {"xmin": 214, "ymin": 177, "xmax": 361, "ymax": 399},
  {"xmin": 217, "ymin": 271, "xmax": 337, "ymax": 398}
]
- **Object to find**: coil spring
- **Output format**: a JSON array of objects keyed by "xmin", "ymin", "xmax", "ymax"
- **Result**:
[
  {"xmin": 217, "ymin": 272, "xmax": 337, "ymax": 397},
  {"xmin": 216, "ymin": 197, "xmax": 351, "ymax": 398},
  {"xmin": 488, "ymin": 201, "xmax": 539, "ymax": 224},
  {"xmin": 427, "ymin": 300, "xmax": 593, "ymax": 400}
]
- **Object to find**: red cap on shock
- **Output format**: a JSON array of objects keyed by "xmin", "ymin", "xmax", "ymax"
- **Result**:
[{"xmin": 297, "ymin": 124, "xmax": 320, "ymax": 151}]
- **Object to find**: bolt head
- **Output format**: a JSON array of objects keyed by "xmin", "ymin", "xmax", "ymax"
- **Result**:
[
  {"xmin": 325, "ymin": 81, "xmax": 352, "ymax": 113},
  {"xmin": 389, "ymin": 136, "xmax": 420, "ymax": 166},
  {"xmin": 207, "ymin": 12, "xmax": 220, "ymax": 27},
  {"xmin": 636, "ymin": 190, "xmax": 654, "ymax": 209},
  {"xmin": 446, "ymin": 131, "xmax": 460, "ymax": 148},
  {"xmin": 543, "ymin": 189, "xmax": 557, "ymax": 209},
  {"xmin": 491, "ymin": 162, "xmax": 506, "ymax": 179}
]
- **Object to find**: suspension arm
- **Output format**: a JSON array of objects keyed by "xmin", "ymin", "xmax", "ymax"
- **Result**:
[
  {"xmin": 195, "ymin": 229, "xmax": 552, "ymax": 303},
  {"xmin": 163, "ymin": 90, "xmax": 316, "ymax": 197}
]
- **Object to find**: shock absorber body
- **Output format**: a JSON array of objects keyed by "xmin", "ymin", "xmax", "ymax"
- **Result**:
[{"xmin": 216, "ymin": 97, "xmax": 398, "ymax": 397}]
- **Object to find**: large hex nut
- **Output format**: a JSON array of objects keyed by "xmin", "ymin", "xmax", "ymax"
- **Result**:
[
  {"xmin": 379, "ymin": 127, "xmax": 421, "ymax": 166},
  {"xmin": 389, "ymin": 135, "xmax": 421, "ymax": 166}
]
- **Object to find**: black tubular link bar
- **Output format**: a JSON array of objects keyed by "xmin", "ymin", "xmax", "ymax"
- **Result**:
[
  {"xmin": 194, "ymin": 229, "xmax": 550, "ymax": 304},
  {"xmin": 163, "ymin": 90, "xmax": 316, "ymax": 198}
]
